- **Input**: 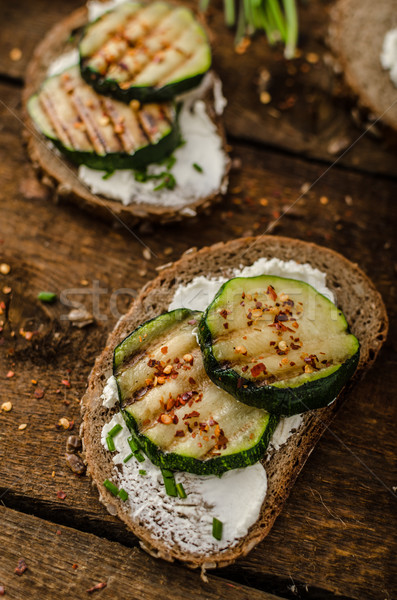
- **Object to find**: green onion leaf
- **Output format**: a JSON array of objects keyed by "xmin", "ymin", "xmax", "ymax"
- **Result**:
[
  {"xmin": 212, "ymin": 517, "xmax": 223, "ymax": 540},
  {"xmin": 134, "ymin": 451, "xmax": 145, "ymax": 463},
  {"xmin": 108, "ymin": 423, "xmax": 122, "ymax": 438},
  {"xmin": 192, "ymin": 163, "xmax": 203, "ymax": 173},
  {"xmin": 139, "ymin": 469, "xmax": 146, "ymax": 475},
  {"xmin": 118, "ymin": 488, "xmax": 128, "ymax": 501},
  {"xmin": 161, "ymin": 470, "xmax": 177, "ymax": 496},
  {"xmin": 102, "ymin": 170, "xmax": 114, "ymax": 180},
  {"xmin": 106, "ymin": 435, "xmax": 115, "ymax": 452},
  {"xmin": 224, "ymin": 0, "xmax": 235, "ymax": 26},
  {"xmin": 176, "ymin": 482, "xmax": 187, "ymax": 499},
  {"xmin": 37, "ymin": 291, "xmax": 57, "ymax": 303},
  {"xmin": 103, "ymin": 479, "xmax": 119, "ymax": 496}
]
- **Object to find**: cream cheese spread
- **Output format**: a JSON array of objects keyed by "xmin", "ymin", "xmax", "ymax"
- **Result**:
[{"xmin": 380, "ymin": 28, "xmax": 397, "ymax": 88}]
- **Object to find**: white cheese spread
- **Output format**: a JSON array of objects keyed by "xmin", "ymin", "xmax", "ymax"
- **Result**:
[
  {"xmin": 101, "ymin": 407, "xmax": 267, "ymax": 554},
  {"xmin": 380, "ymin": 28, "xmax": 397, "ymax": 87}
]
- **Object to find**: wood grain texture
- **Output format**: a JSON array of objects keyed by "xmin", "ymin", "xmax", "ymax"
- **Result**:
[
  {"xmin": 0, "ymin": 72, "xmax": 396, "ymax": 598},
  {"xmin": 0, "ymin": 506, "xmax": 285, "ymax": 600},
  {"xmin": 0, "ymin": 0, "xmax": 396, "ymax": 177}
]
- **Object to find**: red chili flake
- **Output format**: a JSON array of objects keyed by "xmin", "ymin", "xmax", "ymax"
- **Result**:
[
  {"xmin": 0, "ymin": 585, "xmax": 5, "ymax": 595},
  {"xmin": 237, "ymin": 377, "xmax": 244, "ymax": 389},
  {"xmin": 290, "ymin": 361, "xmax": 296, "ymax": 366},
  {"xmin": 87, "ymin": 582, "xmax": 107, "ymax": 594},
  {"xmin": 267, "ymin": 285, "xmax": 277, "ymax": 301},
  {"xmin": 72, "ymin": 564, "xmax": 79, "ymax": 570},
  {"xmin": 247, "ymin": 321, "xmax": 253, "ymax": 327},
  {"xmin": 183, "ymin": 410, "xmax": 200, "ymax": 420},
  {"xmin": 223, "ymin": 323, "xmax": 229, "ymax": 329},
  {"xmin": 34, "ymin": 388, "xmax": 45, "ymax": 399},
  {"xmin": 61, "ymin": 379, "xmax": 71, "ymax": 388},
  {"xmin": 56, "ymin": 530, "xmax": 61, "ymax": 536},
  {"xmin": 6, "ymin": 371, "xmax": 14, "ymax": 378},
  {"xmin": 57, "ymin": 490, "xmax": 67, "ymax": 500},
  {"xmin": 14, "ymin": 559, "xmax": 27, "ymax": 576},
  {"xmin": 172, "ymin": 415, "xmax": 179, "ymax": 425},
  {"xmin": 269, "ymin": 341, "xmax": 276, "ymax": 346},
  {"xmin": 291, "ymin": 343, "xmax": 300, "ymax": 350},
  {"xmin": 250, "ymin": 363, "xmax": 267, "ymax": 377},
  {"xmin": 160, "ymin": 346, "xmax": 168, "ymax": 354},
  {"xmin": 220, "ymin": 309, "xmax": 228, "ymax": 319},
  {"xmin": 175, "ymin": 430, "xmax": 185, "ymax": 437},
  {"xmin": 188, "ymin": 377, "xmax": 196, "ymax": 385},
  {"xmin": 174, "ymin": 357, "xmax": 180, "ymax": 363},
  {"xmin": 241, "ymin": 365, "xmax": 248, "ymax": 372}
]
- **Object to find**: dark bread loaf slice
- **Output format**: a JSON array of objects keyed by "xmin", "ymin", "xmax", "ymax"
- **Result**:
[
  {"xmin": 22, "ymin": 6, "xmax": 230, "ymax": 226},
  {"xmin": 328, "ymin": 0, "xmax": 397, "ymax": 131},
  {"xmin": 81, "ymin": 235, "xmax": 388, "ymax": 569}
]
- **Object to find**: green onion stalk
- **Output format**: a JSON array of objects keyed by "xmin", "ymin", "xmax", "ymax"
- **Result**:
[{"xmin": 200, "ymin": 0, "xmax": 298, "ymax": 58}]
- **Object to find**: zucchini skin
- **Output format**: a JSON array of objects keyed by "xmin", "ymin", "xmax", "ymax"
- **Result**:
[
  {"xmin": 120, "ymin": 406, "xmax": 278, "ymax": 475},
  {"xmin": 81, "ymin": 63, "xmax": 207, "ymax": 104},
  {"xmin": 28, "ymin": 93, "xmax": 181, "ymax": 171}
]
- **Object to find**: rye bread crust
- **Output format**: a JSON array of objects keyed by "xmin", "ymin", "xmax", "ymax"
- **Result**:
[
  {"xmin": 328, "ymin": 0, "xmax": 397, "ymax": 131},
  {"xmin": 81, "ymin": 235, "xmax": 388, "ymax": 569},
  {"xmin": 22, "ymin": 5, "xmax": 230, "ymax": 226}
]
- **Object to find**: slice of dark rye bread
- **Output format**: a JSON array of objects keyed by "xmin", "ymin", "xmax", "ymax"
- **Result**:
[
  {"xmin": 328, "ymin": 0, "xmax": 397, "ymax": 131},
  {"xmin": 81, "ymin": 235, "xmax": 388, "ymax": 570},
  {"xmin": 22, "ymin": 4, "xmax": 230, "ymax": 226}
]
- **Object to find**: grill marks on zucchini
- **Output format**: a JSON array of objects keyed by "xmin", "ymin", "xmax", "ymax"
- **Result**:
[
  {"xmin": 198, "ymin": 275, "xmax": 360, "ymax": 415},
  {"xmin": 114, "ymin": 309, "xmax": 277, "ymax": 475},
  {"xmin": 79, "ymin": 2, "xmax": 211, "ymax": 102},
  {"xmin": 27, "ymin": 66, "xmax": 179, "ymax": 170}
]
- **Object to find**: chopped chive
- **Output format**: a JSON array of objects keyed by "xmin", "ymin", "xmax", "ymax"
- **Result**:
[
  {"xmin": 123, "ymin": 452, "xmax": 134, "ymax": 464},
  {"xmin": 102, "ymin": 170, "xmax": 114, "ymax": 180},
  {"xmin": 176, "ymin": 482, "xmax": 187, "ymax": 499},
  {"xmin": 127, "ymin": 436, "xmax": 140, "ymax": 453},
  {"xmin": 108, "ymin": 423, "xmax": 122, "ymax": 438},
  {"xmin": 134, "ymin": 451, "xmax": 145, "ymax": 463},
  {"xmin": 118, "ymin": 488, "xmax": 128, "ymax": 501},
  {"xmin": 106, "ymin": 435, "xmax": 115, "ymax": 452},
  {"xmin": 103, "ymin": 479, "xmax": 119, "ymax": 496},
  {"xmin": 161, "ymin": 470, "xmax": 177, "ymax": 496},
  {"xmin": 139, "ymin": 469, "xmax": 146, "ymax": 475},
  {"xmin": 37, "ymin": 291, "xmax": 57, "ymax": 303},
  {"xmin": 192, "ymin": 163, "xmax": 203, "ymax": 173},
  {"xmin": 212, "ymin": 517, "xmax": 223, "ymax": 540}
]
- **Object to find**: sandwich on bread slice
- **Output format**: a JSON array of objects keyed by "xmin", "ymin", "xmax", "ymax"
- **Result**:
[
  {"xmin": 328, "ymin": 0, "xmax": 397, "ymax": 132},
  {"xmin": 81, "ymin": 235, "xmax": 388, "ymax": 570},
  {"xmin": 23, "ymin": 1, "xmax": 230, "ymax": 225}
]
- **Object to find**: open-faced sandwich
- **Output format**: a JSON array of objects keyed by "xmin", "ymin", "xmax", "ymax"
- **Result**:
[
  {"xmin": 23, "ymin": 0, "xmax": 230, "ymax": 224},
  {"xmin": 81, "ymin": 235, "xmax": 388, "ymax": 570},
  {"xmin": 328, "ymin": 0, "xmax": 397, "ymax": 132}
]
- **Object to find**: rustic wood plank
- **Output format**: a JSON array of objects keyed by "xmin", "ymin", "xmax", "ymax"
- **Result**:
[
  {"xmin": 0, "ymin": 0, "xmax": 396, "ymax": 176},
  {"xmin": 0, "ymin": 77, "xmax": 396, "ymax": 599},
  {"xmin": 0, "ymin": 506, "xmax": 286, "ymax": 600}
]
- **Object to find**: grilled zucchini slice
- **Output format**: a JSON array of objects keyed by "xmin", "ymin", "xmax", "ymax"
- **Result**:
[
  {"xmin": 79, "ymin": 2, "xmax": 211, "ymax": 103},
  {"xmin": 27, "ymin": 66, "xmax": 179, "ymax": 170},
  {"xmin": 114, "ymin": 309, "xmax": 277, "ymax": 475},
  {"xmin": 198, "ymin": 275, "xmax": 360, "ymax": 416}
]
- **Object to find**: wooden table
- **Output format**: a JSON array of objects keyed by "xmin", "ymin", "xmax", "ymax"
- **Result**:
[{"xmin": 0, "ymin": 1, "xmax": 396, "ymax": 598}]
